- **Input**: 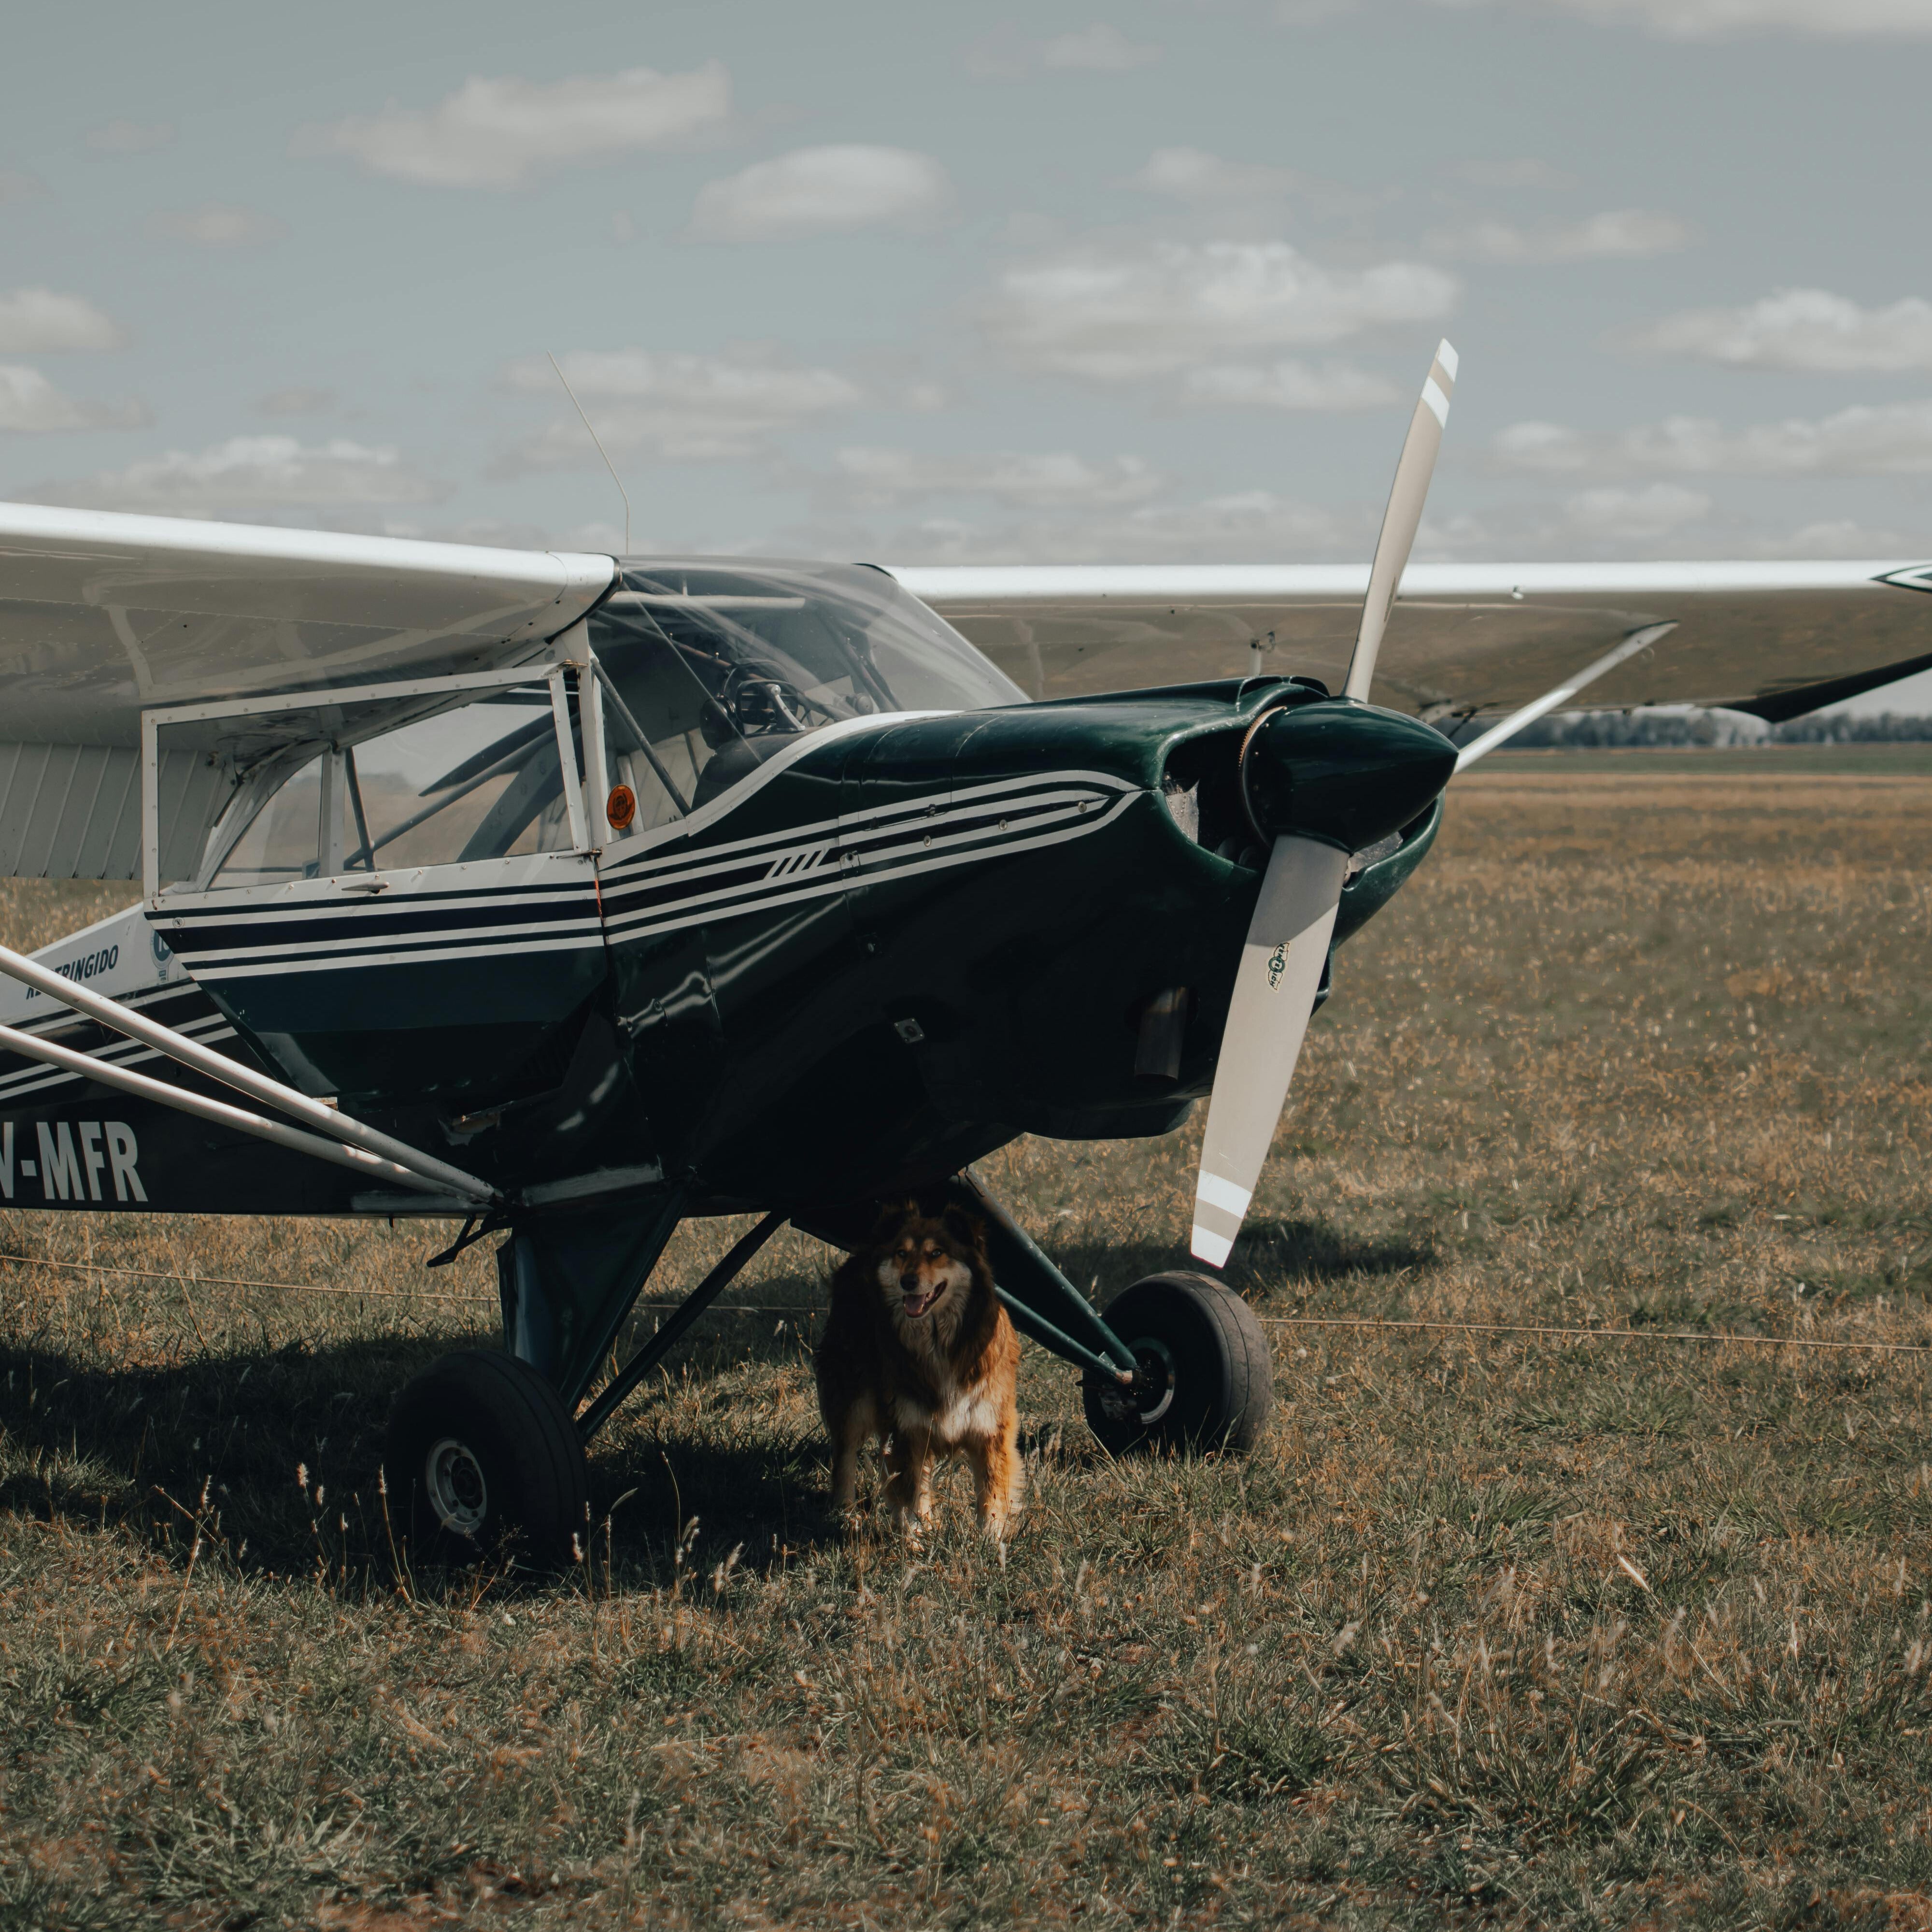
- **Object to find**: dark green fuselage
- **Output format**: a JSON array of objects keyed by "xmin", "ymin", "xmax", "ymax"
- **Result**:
[
  {"xmin": 0, "ymin": 678, "xmax": 1440, "ymax": 1230},
  {"xmin": 577, "ymin": 675, "xmax": 1438, "ymax": 1213}
]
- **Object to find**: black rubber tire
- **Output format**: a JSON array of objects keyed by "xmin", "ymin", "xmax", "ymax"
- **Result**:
[
  {"xmin": 1082, "ymin": 1272, "xmax": 1274, "ymax": 1456},
  {"xmin": 384, "ymin": 1349, "xmax": 588, "ymax": 1570}
]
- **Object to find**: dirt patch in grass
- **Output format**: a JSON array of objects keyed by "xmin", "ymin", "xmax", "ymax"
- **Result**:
[{"xmin": 4, "ymin": 771, "xmax": 1932, "ymax": 1926}]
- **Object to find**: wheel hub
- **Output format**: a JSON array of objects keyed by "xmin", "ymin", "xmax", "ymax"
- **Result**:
[
  {"xmin": 425, "ymin": 1436, "xmax": 488, "ymax": 1536},
  {"xmin": 1096, "ymin": 1338, "xmax": 1177, "ymax": 1428}
]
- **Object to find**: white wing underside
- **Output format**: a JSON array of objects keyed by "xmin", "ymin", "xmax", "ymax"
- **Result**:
[
  {"xmin": 895, "ymin": 559, "xmax": 1932, "ymax": 720},
  {"xmin": 0, "ymin": 502, "xmax": 613, "ymax": 881}
]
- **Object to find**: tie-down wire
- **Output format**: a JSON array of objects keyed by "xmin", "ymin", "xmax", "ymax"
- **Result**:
[
  {"xmin": 4, "ymin": 1252, "xmax": 1921, "ymax": 1358},
  {"xmin": 0, "ymin": 1249, "xmax": 813, "ymax": 1317},
  {"xmin": 1256, "ymin": 1312, "xmax": 1931, "ymax": 1358}
]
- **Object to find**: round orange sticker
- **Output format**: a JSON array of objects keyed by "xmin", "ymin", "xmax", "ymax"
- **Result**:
[{"xmin": 606, "ymin": 783, "xmax": 637, "ymax": 831}]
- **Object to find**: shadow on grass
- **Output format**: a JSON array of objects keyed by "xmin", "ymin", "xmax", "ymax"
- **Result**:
[
  {"xmin": 0, "ymin": 1328, "xmax": 843, "ymax": 1587},
  {"xmin": 591, "ymin": 1425, "xmax": 829, "ymax": 1569},
  {"xmin": 0, "ymin": 1331, "xmax": 469, "ymax": 1574},
  {"xmin": 0, "ymin": 1227, "xmax": 1276, "ymax": 1589},
  {"xmin": 1038, "ymin": 1218, "xmax": 1434, "ymax": 1310},
  {"xmin": 1233, "ymin": 1216, "xmax": 1437, "ymax": 1285}
]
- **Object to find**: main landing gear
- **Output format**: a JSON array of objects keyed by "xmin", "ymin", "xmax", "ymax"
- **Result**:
[
  {"xmin": 382, "ymin": 1188, "xmax": 1277, "ymax": 1564},
  {"xmin": 1081, "ymin": 1272, "xmax": 1275, "ymax": 1456}
]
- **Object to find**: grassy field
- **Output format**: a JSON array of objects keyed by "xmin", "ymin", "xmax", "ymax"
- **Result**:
[
  {"xmin": 1489, "ymin": 744, "xmax": 1932, "ymax": 778},
  {"xmin": 4, "ymin": 763, "xmax": 1932, "ymax": 1928}
]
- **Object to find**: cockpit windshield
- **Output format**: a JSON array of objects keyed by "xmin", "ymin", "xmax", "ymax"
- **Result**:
[{"xmin": 590, "ymin": 559, "xmax": 1025, "ymax": 830}]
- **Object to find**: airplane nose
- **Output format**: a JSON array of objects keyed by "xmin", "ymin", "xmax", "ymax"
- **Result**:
[{"xmin": 1240, "ymin": 699, "xmax": 1456, "ymax": 853}]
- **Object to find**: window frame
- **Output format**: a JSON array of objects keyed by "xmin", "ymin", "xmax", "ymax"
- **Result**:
[{"xmin": 142, "ymin": 646, "xmax": 600, "ymax": 901}]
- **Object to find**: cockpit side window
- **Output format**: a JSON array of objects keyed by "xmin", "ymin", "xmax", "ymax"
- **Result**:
[
  {"xmin": 210, "ymin": 753, "xmax": 325, "ymax": 889},
  {"xmin": 346, "ymin": 690, "xmax": 572, "ymax": 868},
  {"xmin": 203, "ymin": 687, "xmax": 577, "ymax": 888}
]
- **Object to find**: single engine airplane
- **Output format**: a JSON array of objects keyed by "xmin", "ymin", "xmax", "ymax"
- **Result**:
[{"xmin": 2, "ymin": 342, "xmax": 1929, "ymax": 1557}]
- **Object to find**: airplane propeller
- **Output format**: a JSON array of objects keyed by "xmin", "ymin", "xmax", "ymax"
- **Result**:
[{"xmin": 1189, "ymin": 341, "xmax": 1460, "ymax": 1268}]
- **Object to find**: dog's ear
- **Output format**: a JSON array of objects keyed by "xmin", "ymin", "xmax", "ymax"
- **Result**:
[{"xmin": 941, "ymin": 1203, "xmax": 986, "ymax": 1256}]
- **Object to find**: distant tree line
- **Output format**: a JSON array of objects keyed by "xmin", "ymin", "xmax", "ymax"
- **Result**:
[
  {"xmin": 1765, "ymin": 711, "xmax": 1932, "ymax": 743},
  {"xmin": 1488, "ymin": 709, "xmax": 1932, "ymax": 748}
]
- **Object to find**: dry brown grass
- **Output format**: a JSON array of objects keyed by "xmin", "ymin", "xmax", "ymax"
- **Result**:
[{"xmin": 4, "ymin": 759, "xmax": 1932, "ymax": 1928}]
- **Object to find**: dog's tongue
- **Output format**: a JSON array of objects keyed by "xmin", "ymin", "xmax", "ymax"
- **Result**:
[{"xmin": 903, "ymin": 1287, "xmax": 938, "ymax": 1317}]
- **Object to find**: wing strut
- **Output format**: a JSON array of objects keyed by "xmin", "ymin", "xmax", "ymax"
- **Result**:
[
  {"xmin": 1451, "ymin": 622, "xmax": 1678, "ymax": 773},
  {"xmin": 0, "ymin": 941, "xmax": 497, "ymax": 1207}
]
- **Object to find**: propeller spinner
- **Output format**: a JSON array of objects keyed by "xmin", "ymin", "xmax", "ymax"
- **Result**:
[{"xmin": 1190, "ymin": 341, "xmax": 1460, "ymax": 1268}]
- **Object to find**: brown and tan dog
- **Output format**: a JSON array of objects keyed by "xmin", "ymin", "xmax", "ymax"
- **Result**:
[{"xmin": 816, "ymin": 1200, "xmax": 1022, "ymax": 1539}]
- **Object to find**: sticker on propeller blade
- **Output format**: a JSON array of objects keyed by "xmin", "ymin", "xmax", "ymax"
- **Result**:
[{"xmin": 1268, "ymin": 942, "xmax": 1288, "ymax": 988}]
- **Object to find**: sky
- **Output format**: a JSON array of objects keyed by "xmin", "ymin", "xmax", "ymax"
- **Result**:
[{"xmin": 4, "ymin": 0, "xmax": 1932, "ymax": 611}]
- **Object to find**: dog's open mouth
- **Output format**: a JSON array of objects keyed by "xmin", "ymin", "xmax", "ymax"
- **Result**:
[{"xmin": 901, "ymin": 1284, "xmax": 942, "ymax": 1319}]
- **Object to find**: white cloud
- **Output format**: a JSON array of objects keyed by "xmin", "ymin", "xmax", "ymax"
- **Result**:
[
  {"xmin": 86, "ymin": 120, "xmax": 174, "ymax": 153},
  {"xmin": 1564, "ymin": 483, "xmax": 1712, "ymax": 540},
  {"xmin": 33, "ymin": 436, "xmax": 447, "ymax": 512},
  {"xmin": 1040, "ymin": 24, "xmax": 1163, "ymax": 68},
  {"xmin": 1429, "ymin": 208, "xmax": 1691, "ymax": 261},
  {"xmin": 1455, "ymin": 157, "xmax": 1575, "ymax": 189},
  {"xmin": 300, "ymin": 64, "xmax": 731, "ymax": 190},
  {"xmin": 1493, "ymin": 421, "xmax": 1591, "ymax": 470},
  {"xmin": 876, "ymin": 488, "xmax": 1359, "ymax": 565},
  {"xmin": 964, "ymin": 23, "xmax": 1162, "ymax": 76},
  {"xmin": 1495, "ymin": 400, "xmax": 1932, "ymax": 476},
  {"xmin": 834, "ymin": 447, "xmax": 1162, "ymax": 506},
  {"xmin": 1115, "ymin": 488, "xmax": 1354, "ymax": 552},
  {"xmin": 145, "ymin": 203, "xmax": 286, "ymax": 248},
  {"xmin": 1766, "ymin": 519, "xmax": 1912, "ymax": 557},
  {"xmin": 1131, "ymin": 147, "xmax": 1300, "ymax": 202},
  {"xmin": 1179, "ymin": 359, "xmax": 1401, "ymax": 410},
  {"xmin": 498, "ymin": 347, "xmax": 862, "ymax": 464},
  {"xmin": 0, "ymin": 287, "xmax": 125, "ymax": 353},
  {"xmin": 690, "ymin": 145, "xmax": 951, "ymax": 241},
  {"xmin": 256, "ymin": 387, "xmax": 336, "ymax": 417},
  {"xmin": 1130, "ymin": 152, "xmax": 1388, "ymax": 225},
  {"xmin": 0, "ymin": 365, "xmax": 148, "ymax": 432},
  {"xmin": 1436, "ymin": 0, "xmax": 1932, "ymax": 35},
  {"xmin": 984, "ymin": 239, "xmax": 1457, "ymax": 382},
  {"xmin": 0, "ymin": 170, "xmax": 46, "ymax": 202},
  {"xmin": 1631, "ymin": 288, "xmax": 1932, "ymax": 372}
]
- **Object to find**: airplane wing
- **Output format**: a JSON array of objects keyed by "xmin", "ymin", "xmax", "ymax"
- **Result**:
[
  {"xmin": 8, "ymin": 496, "xmax": 1929, "ymax": 881},
  {"xmin": 895, "ymin": 559, "xmax": 1932, "ymax": 722},
  {"xmin": 0, "ymin": 502, "xmax": 614, "ymax": 881}
]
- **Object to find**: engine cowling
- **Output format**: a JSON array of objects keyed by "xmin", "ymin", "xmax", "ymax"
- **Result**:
[{"xmin": 1239, "ymin": 699, "xmax": 1456, "ymax": 854}]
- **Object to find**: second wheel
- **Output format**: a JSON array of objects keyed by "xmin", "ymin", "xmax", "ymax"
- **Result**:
[{"xmin": 1083, "ymin": 1271, "xmax": 1274, "ymax": 1456}]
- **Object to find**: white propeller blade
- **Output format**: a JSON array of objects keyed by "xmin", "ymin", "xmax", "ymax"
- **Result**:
[
  {"xmin": 1190, "ymin": 835, "xmax": 1347, "ymax": 1267},
  {"xmin": 1343, "ymin": 339, "xmax": 1457, "ymax": 703},
  {"xmin": 1190, "ymin": 340, "xmax": 1458, "ymax": 1269}
]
